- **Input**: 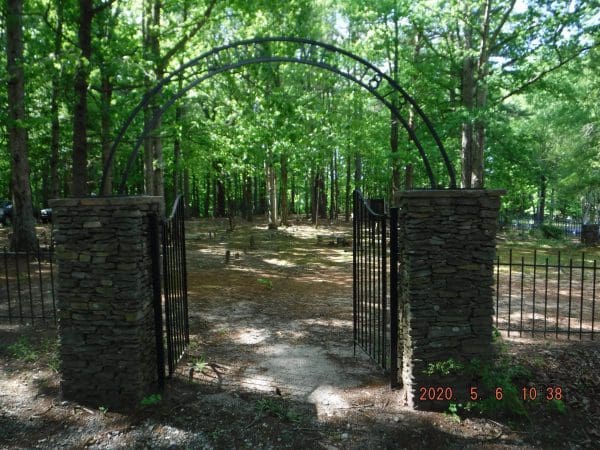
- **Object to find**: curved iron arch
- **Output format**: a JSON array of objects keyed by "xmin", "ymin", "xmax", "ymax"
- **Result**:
[{"xmin": 100, "ymin": 36, "xmax": 457, "ymax": 194}]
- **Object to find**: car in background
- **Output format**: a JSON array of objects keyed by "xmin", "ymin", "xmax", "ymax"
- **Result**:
[
  {"xmin": 0, "ymin": 200, "xmax": 11, "ymax": 225},
  {"xmin": 40, "ymin": 208, "xmax": 52, "ymax": 224}
]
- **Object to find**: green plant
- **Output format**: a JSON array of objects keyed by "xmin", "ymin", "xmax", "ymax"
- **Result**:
[
  {"xmin": 99, "ymin": 406, "xmax": 108, "ymax": 415},
  {"xmin": 257, "ymin": 278, "xmax": 273, "ymax": 290},
  {"xmin": 492, "ymin": 327, "xmax": 501, "ymax": 342},
  {"xmin": 7, "ymin": 336, "xmax": 38, "ymax": 362},
  {"xmin": 423, "ymin": 358, "xmax": 464, "ymax": 376},
  {"xmin": 41, "ymin": 338, "xmax": 60, "ymax": 372},
  {"xmin": 548, "ymin": 399, "xmax": 566, "ymax": 415},
  {"xmin": 140, "ymin": 393, "xmax": 162, "ymax": 406},
  {"xmin": 539, "ymin": 224, "xmax": 564, "ymax": 240},
  {"xmin": 445, "ymin": 403, "xmax": 461, "ymax": 423},
  {"xmin": 255, "ymin": 398, "xmax": 301, "ymax": 423},
  {"xmin": 193, "ymin": 356, "xmax": 208, "ymax": 373},
  {"xmin": 463, "ymin": 356, "xmax": 531, "ymax": 419}
]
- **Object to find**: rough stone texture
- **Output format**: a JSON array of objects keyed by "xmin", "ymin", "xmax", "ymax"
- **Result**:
[
  {"xmin": 396, "ymin": 190, "xmax": 504, "ymax": 410},
  {"xmin": 581, "ymin": 224, "xmax": 599, "ymax": 246},
  {"xmin": 49, "ymin": 196, "xmax": 162, "ymax": 410}
]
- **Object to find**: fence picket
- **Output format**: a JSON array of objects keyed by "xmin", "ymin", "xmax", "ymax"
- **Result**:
[{"xmin": 494, "ymin": 249, "xmax": 598, "ymax": 340}]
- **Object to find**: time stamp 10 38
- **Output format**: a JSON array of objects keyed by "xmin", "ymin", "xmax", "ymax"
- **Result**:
[{"xmin": 418, "ymin": 385, "xmax": 564, "ymax": 402}]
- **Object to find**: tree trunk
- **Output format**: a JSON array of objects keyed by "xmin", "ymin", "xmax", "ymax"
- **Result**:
[
  {"xmin": 334, "ymin": 150, "xmax": 340, "ymax": 220},
  {"xmin": 243, "ymin": 171, "xmax": 253, "ymax": 221},
  {"xmin": 290, "ymin": 173, "xmax": 295, "ymax": 215},
  {"xmin": 173, "ymin": 101, "xmax": 182, "ymax": 197},
  {"xmin": 265, "ymin": 157, "xmax": 278, "ymax": 229},
  {"xmin": 460, "ymin": 33, "xmax": 476, "ymax": 189},
  {"xmin": 354, "ymin": 154, "xmax": 362, "ymax": 192},
  {"xmin": 6, "ymin": 0, "xmax": 37, "ymax": 251},
  {"xmin": 319, "ymin": 168, "xmax": 327, "ymax": 220},
  {"xmin": 537, "ymin": 174, "xmax": 547, "ymax": 224},
  {"xmin": 100, "ymin": 72, "xmax": 113, "ymax": 195},
  {"xmin": 280, "ymin": 152, "xmax": 288, "ymax": 226},
  {"xmin": 71, "ymin": 0, "xmax": 93, "ymax": 196},
  {"xmin": 203, "ymin": 172, "xmax": 210, "ymax": 218},
  {"xmin": 329, "ymin": 151, "xmax": 336, "ymax": 221},
  {"xmin": 49, "ymin": 0, "xmax": 63, "ymax": 200},
  {"xmin": 215, "ymin": 177, "xmax": 226, "ymax": 217},
  {"xmin": 311, "ymin": 169, "xmax": 319, "ymax": 226},
  {"xmin": 345, "ymin": 151, "xmax": 351, "ymax": 221}
]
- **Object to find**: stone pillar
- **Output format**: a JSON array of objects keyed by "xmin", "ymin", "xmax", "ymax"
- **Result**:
[
  {"xmin": 49, "ymin": 196, "xmax": 162, "ymax": 410},
  {"xmin": 397, "ymin": 190, "xmax": 504, "ymax": 410}
]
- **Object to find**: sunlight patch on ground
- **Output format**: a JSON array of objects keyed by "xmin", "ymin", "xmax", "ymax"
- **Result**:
[
  {"xmin": 262, "ymin": 258, "xmax": 297, "ymax": 267},
  {"xmin": 308, "ymin": 385, "xmax": 350, "ymax": 419},
  {"xmin": 238, "ymin": 374, "xmax": 276, "ymax": 393},
  {"xmin": 233, "ymin": 327, "xmax": 270, "ymax": 344},
  {"xmin": 298, "ymin": 318, "xmax": 350, "ymax": 329}
]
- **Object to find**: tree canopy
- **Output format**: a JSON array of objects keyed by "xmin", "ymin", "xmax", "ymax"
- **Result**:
[{"xmin": 1, "ymin": 0, "xmax": 599, "ymax": 241}]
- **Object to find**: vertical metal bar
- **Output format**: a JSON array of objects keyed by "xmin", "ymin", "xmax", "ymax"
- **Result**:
[
  {"xmin": 49, "ymin": 243, "xmax": 56, "ymax": 324},
  {"xmin": 171, "ymin": 205, "xmax": 182, "ymax": 362},
  {"xmin": 579, "ymin": 253, "xmax": 585, "ymax": 340},
  {"xmin": 163, "ymin": 219, "xmax": 174, "ymax": 376},
  {"xmin": 14, "ymin": 251, "xmax": 23, "ymax": 324},
  {"xmin": 495, "ymin": 255, "xmax": 499, "ymax": 330},
  {"xmin": 37, "ymin": 243, "xmax": 46, "ymax": 321},
  {"xmin": 556, "ymin": 251, "xmax": 561, "ymax": 339},
  {"xmin": 180, "ymin": 199, "xmax": 189, "ymax": 345},
  {"xmin": 592, "ymin": 260, "xmax": 596, "ymax": 341},
  {"xmin": 508, "ymin": 249, "xmax": 512, "ymax": 336},
  {"xmin": 544, "ymin": 257, "xmax": 549, "ymax": 338},
  {"xmin": 366, "ymin": 208, "xmax": 370, "ymax": 356},
  {"xmin": 358, "ymin": 197, "xmax": 363, "ymax": 350},
  {"xmin": 389, "ymin": 208, "xmax": 398, "ymax": 387},
  {"xmin": 381, "ymin": 213, "xmax": 387, "ymax": 370},
  {"xmin": 360, "ymin": 199, "xmax": 364, "ymax": 350},
  {"xmin": 352, "ymin": 191, "xmax": 357, "ymax": 355},
  {"xmin": 520, "ymin": 256, "xmax": 524, "ymax": 337},
  {"xmin": 568, "ymin": 258, "xmax": 573, "ymax": 339},
  {"xmin": 3, "ymin": 248, "xmax": 12, "ymax": 324},
  {"xmin": 366, "ymin": 206, "xmax": 370, "ymax": 356},
  {"xmin": 150, "ymin": 213, "xmax": 165, "ymax": 389},
  {"xmin": 532, "ymin": 250, "xmax": 537, "ymax": 337},
  {"xmin": 26, "ymin": 250, "xmax": 34, "ymax": 323}
]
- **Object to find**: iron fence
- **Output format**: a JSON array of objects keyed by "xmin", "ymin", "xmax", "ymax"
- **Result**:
[
  {"xmin": 498, "ymin": 214, "xmax": 598, "ymax": 237},
  {"xmin": 0, "ymin": 243, "xmax": 56, "ymax": 324},
  {"xmin": 494, "ymin": 249, "xmax": 598, "ymax": 340},
  {"xmin": 353, "ymin": 190, "xmax": 399, "ymax": 387}
]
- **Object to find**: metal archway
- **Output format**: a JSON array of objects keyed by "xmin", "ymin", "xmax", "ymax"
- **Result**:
[{"xmin": 100, "ymin": 36, "xmax": 457, "ymax": 194}]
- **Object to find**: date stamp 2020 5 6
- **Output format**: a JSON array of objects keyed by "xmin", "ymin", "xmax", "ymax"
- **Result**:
[{"xmin": 418, "ymin": 385, "xmax": 564, "ymax": 402}]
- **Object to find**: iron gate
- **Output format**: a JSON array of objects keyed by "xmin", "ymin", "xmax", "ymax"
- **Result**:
[
  {"xmin": 152, "ymin": 195, "xmax": 189, "ymax": 387},
  {"xmin": 353, "ymin": 190, "xmax": 398, "ymax": 387}
]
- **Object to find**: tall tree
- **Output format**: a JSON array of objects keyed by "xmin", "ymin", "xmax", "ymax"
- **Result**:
[{"xmin": 5, "ymin": 0, "xmax": 37, "ymax": 251}]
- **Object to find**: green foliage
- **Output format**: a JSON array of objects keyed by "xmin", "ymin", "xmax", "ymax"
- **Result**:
[
  {"xmin": 445, "ymin": 403, "xmax": 461, "ymax": 423},
  {"xmin": 257, "ymin": 278, "xmax": 273, "ymax": 290},
  {"xmin": 255, "ymin": 398, "xmax": 301, "ymax": 423},
  {"xmin": 7, "ymin": 337, "xmax": 38, "ymax": 362},
  {"xmin": 193, "ymin": 356, "xmax": 208, "ymax": 373},
  {"xmin": 140, "ymin": 394, "xmax": 162, "ymax": 407},
  {"xmin": 98, "ymin": 406, "xmax": 108, "ymax": 415},
  {"xmin": 423, "ymin": 358, "xmax": 464, "ymax": 376},
  {"xmin": 539, "ymin": 224, "xmax": 564, "ymax": 240},
  {"xmin": 547, "ymin": 399, "xmax": 566, "ymax": 415},
  {"xmin": 464, "ymin": 357, "xmax": 531, "ymax": 419}
]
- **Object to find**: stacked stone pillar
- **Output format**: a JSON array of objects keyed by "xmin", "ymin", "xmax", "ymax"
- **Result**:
[
  {"xmin": 50, "ymin": 196, "xmax": 162, "ymax": 410},
  {"xmin": 396, "ymin": 190, "xmax": 504, "ymax": 410}
]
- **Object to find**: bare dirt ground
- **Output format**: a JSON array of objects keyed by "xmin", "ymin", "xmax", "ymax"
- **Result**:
[{"xmin": 1, "ymin": 217, "xmax": 599, "ymax": 449}]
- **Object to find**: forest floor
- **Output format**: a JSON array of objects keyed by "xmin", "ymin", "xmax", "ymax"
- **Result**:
[{"xmin": 1, "ymin": 217, "xmax": 599, "ymax": 449}]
